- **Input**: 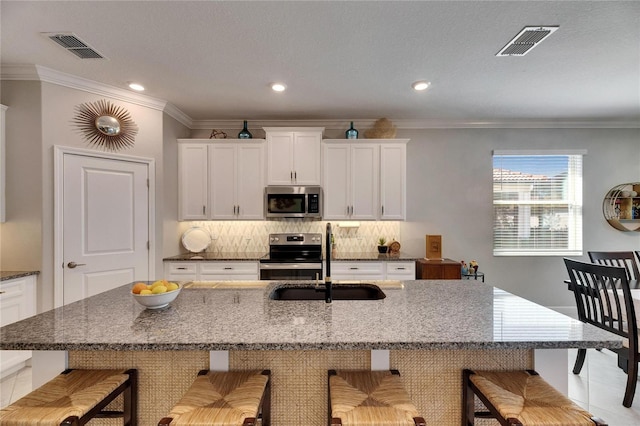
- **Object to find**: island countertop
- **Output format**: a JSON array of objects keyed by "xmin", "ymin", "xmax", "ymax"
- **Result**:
[{"xmin": 0, "ymin": 280, "xmax": 621, "ymax": 352}]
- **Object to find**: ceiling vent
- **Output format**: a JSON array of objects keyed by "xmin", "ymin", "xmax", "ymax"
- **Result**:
[
  {"xmin": 43, "ymin": 32, "xmax": 105, "ymax": 59},
  {"xmin": 496, "ymin": 26, "xmax": 558, "ymax": 57}
]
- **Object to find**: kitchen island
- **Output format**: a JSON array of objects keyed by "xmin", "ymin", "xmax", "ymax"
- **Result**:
[{"xmin": 0, "ymin": 280, "xmax": 621, "ymax": 425}]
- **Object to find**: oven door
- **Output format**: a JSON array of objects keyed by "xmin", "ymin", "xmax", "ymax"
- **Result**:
[{"xmin": 259, "ymin": 263, "xmax": 323, "ymax": 281}]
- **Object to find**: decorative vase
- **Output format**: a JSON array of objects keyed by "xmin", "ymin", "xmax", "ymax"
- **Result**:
[
  {"xmin": 345, "ymin": 121, "xmax": 358, "ymax": 139},
  {"xmin": 238, "ymin": 120, "xmax": 252, "ymax": 139},
  {"xmin": 377, "ymin": 246, "xmax": 388, "ymax": 254}
]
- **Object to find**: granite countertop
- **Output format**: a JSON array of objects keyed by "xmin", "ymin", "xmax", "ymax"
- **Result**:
[
  {"xmin": 0, "ymin": 280, "xmax": 621, "ymax": 352},
  {"xmin": 163, "ymin": 252, "xmax": 420, "ymax": 262},
  {"xmin": 1, "ymin": 271, "xmax": 40, "ymax": 281},
  {"xmin": 164, "ymin": 252, "xmax": 267, "ymax": 261}
]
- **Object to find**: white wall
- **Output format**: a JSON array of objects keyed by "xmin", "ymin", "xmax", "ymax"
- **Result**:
[
  {"xmin": 1, "ymin": 80, "xmax": 166, "ymax": 311},
  {"xmin": 398, "ymin": 127, "xmax": 640, "ymax": 310}
]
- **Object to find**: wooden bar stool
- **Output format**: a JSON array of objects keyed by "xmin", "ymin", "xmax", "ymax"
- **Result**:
[
  {"xmin": 463, "ymin": 369, "xmax": 606, "ymax": 425},
  {"xmin": 0, "ymin": 368, "xmax": 137, "ymax": 426},
  {"xmin": 328, "ymin": 369, "xmax": 426, "ymax": 425},
  {"xmin": 159, "ymin": 369, "xmax": 270, "ymax": 426}
]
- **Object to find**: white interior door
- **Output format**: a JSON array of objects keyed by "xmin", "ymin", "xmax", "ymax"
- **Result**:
[{"xmin": 62, "ymin": 153, "xmax": 149, "ymax": 305}]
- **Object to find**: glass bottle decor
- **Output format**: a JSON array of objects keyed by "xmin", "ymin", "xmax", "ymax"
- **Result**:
[
  {"xmin": 345, "ymin": 121, "xmax": 358, "ymax": 139},
  {"xmin": 238, "ymin": 120, "xmax": 252, "ymax": 139}
]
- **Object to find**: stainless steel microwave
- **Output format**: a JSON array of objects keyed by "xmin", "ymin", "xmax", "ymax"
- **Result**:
[{"xmin": 264, "ymin": 186, "xmax": 322, "ymax": 219}]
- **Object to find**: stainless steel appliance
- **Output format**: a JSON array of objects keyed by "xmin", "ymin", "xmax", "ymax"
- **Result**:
[
  {"xmin": 259, "ymin": 233, "xmax": 323, "ymax": 280},
  {"xmin": 264, "ymin": 186, "xmax": 322, "ymax": 219}
]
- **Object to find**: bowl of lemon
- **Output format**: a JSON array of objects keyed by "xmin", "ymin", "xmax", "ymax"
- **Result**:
[{"xmin": 131, "ymin": 280, "xmax": 181, "ymax": 309}]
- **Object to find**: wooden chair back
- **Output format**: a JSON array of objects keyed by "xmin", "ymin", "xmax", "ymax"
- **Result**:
[
  {"xmin": 588, "ymin": 251, "xmax": 640, "ymax": 281},
  {"xmin": 564, "ymin": 257, "xmax": 639, "ymax": 407}
]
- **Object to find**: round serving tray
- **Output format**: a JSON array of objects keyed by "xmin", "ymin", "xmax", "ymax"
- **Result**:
[{"xmin": 181, "ymin": 227, "xmax": 212, "ymax": 253}]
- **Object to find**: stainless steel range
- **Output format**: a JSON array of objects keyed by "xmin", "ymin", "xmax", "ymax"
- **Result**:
[{"xmin": 259, "ymin": 233, "xmax": 323, "ymax": 280}]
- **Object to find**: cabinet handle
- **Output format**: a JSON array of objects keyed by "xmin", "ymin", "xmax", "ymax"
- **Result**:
[
  {"xmin": 382, "ymin": 205, "xmax": 384, "ymax": 215},
  {"xmin": 236, "ymin": 205, "xmax": 240, "ymax": 215},
  {"xmin": 203, "ymin": 205, "xmax": 206, "ymax": 215},
  {"xmin": 294, "ymin": 171, "xmax": 297, "ymax": 181},
  {"xmin": 290, "ymin": 171, "xmax": 293, "ymax": 181},
  {"xmin": 224, "ymin": 267, "xmax": 233, "ymax": 270},
  {"xmin": 0, "ymin": 291, "xmax": 5, "ymax": 294},
  {"xmin": 177, "ymin": 267, "xmax": 187, "ymax": 270},
  {"xmin": 233, "ymin": 205, "xmax": 237, "ymax": 215},
  {"xmin": 396, "ymin": 267, "xmax": 406, "ymax": 270},
  {"xmin": 349, "ymin": 267, "xmax": 359, "ymax": 270}
]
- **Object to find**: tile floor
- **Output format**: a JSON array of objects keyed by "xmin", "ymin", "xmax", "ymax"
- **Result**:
[{"xmin": 1, "ymin": 349, "xmax": 640, "ymax": 424}]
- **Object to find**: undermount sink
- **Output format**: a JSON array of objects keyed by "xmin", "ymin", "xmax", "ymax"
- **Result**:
[{"xmin": 269, "ymin": 284, "xmax": 386, "ymax": 301}]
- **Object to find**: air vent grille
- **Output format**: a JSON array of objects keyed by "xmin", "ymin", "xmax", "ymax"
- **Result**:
[
  {"xmin": 496, "ymin": 26, "xmax": 558, "ymax": 57},
  {"xmin": 44, "ymin": 33, "xmax": 105, "ymax": 59}
]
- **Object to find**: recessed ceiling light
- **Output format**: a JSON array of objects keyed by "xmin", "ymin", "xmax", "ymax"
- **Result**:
[
  {"xmin": 128, "ymin": 82, "xmax": 145, "ymax": 91},
  {"xmin": 271, "ymin": 83, "xmax": 287, "ymax": 92},
  {"xmin": 411, "ymin": 81, "xmax": 430, "ymax": 91}
]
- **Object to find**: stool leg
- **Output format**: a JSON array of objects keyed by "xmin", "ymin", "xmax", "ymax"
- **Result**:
[
  {"xmin": 124, "ymin": 369, "xmax": 138, "ymax": 426},
  {"xmin": 261, "ymin": 370, "xmax": 271, "ymax": 426},
  {"xmin": 462, "ymin": 369, "xmax": 475, "ymax": 426}
]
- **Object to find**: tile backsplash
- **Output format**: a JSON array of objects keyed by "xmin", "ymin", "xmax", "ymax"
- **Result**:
[{"xmin": 179, "ymin": 220, "xmax": 401, "ymax": 254}]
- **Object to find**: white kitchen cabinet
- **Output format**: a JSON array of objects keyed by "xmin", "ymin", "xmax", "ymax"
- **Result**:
[
  {"xmin": 264, "ymin": 128, "xmax": 323, "ymax": 185},
  {"xmin": 199, "ymin": 262, "xmax": 259, "ymax": 281},
  {"xmin": 178, "ymin": 143, "xmax": 209, "ymax": 220},
  {"xmin": 379, "ymin": 143, "xmax": 407, "ymax": 220},
  {"xmin": 164, "ymin": 262, "xmax": 259, "ymax": 281},
  {"xmin": 384, "ymin": 262, "xmax": 416, "ymax": 280},
  {"xmin": 178, "ymin": 140, "xmax": 265, "ymax": 221},
  {"xmin": 323, "ymin": 142, "xmax": 379, "ymax": 220},
  {"xmin": 1, "ymin": 274, "xmax": 36, "ymax": 378},
  {"xmin": 210, "ymin": 143, "xmax": 265, "ymax": 219},
  {"xmin": 322, "ymin": 139, "xmax": 408, "ymax": 220},
  {"xmin": 329, "ymin": 261, "xmax": 415, "ymax": 281},
  {"xmin": 330, "ymin": 262, "xmax": 385, "ymax": 280}
]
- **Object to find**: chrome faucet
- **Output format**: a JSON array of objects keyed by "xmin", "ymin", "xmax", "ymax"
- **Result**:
[{"xmin": 325, "ymin": 222, "xmax": 332, "ymax": 303}]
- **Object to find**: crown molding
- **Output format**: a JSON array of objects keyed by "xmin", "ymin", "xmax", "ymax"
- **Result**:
[
  {"xmin": 192, "ymin": 118, "xmax": 640, "ymax": 130},
  {"xmin": 163, "ymin": 102, "xmax": 193, "ymax": 128},
  {"xmin": 1, "ymin": 64, "xmax": 167, "ymax": 112}
]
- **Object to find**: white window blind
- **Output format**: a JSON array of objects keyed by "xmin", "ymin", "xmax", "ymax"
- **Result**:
[{"xmin": 493, "ymin": 151, "xmax": 583, "ymax": 256}]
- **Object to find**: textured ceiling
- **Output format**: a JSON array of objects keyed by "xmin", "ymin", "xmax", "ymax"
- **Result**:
[{"xmin": 1, "ymin": 1, "xmax": 639, "ymax": 126}]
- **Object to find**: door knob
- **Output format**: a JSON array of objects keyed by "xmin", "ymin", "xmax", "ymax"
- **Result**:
[{"xmin": 67, "ymin": 261, "xmax": 86, "ymax": 269}]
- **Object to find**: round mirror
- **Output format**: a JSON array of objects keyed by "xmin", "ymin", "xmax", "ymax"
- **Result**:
[
  {"xmin": 603, "ymin": 182, "xmax": 640, "ymax": 232},
  {"xmin": 95, "ymin": 115, "xmax": 121, "ymax": 136}
]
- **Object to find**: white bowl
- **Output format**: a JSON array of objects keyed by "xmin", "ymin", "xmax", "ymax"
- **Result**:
[{"xmin": 132, "ymin": 286, "xmax": 181, "ymax": 309}]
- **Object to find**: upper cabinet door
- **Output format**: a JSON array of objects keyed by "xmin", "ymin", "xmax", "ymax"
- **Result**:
[
  {"xmin": 265, "ymin": 128, "xmax": 323, "ymax": 185},
  {"xmin": 178, "ymin": 143, "xmax": 209, "ymax": 220},
  {"xmin": 236, "ymin": 144, "xmax": 265, "ymax": 219},
  {"xmin": 266, "ymin": 132, "xmax": 295, "ymax": 185},
  {"xmin": 379, "ymin": 143, "xmax": 406, "ymax": 220},
  {"xmin": 209, "ymin": 144, "xmax": 237, "ymax": 219},
  {"xmin": 292, "ymin": 132, "xmax": 321, "ymax": 185},
  {"xmin": 350, "ymin": 144, "xmax": 378, "ymax": 220},
  {"xmin": 322, "ymin": 144, "xmax": 350, "ymax": 219}
]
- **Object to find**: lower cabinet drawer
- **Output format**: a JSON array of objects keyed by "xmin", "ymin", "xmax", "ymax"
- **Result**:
[
  {"xmin": 199, "ymin": 262, "xmax": 258, "ymax": 275},
  {"xmin": 164, "ymin": 262, "xmax": 198, "ymax": 281},
  {"xmin": 331, "ymin": 262, "xmax": 384, "ymax": 280},
  {"xmin": 385, "ymin": 262, "xmax": 416, "ymax": 279}
]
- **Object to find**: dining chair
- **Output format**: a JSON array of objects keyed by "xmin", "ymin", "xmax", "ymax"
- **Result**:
[
  {"xmin": 588, "ymin": 251, "xmax": 640, "ymax": 281},
  {"xmin": 564, "ymin": 258, "xmax": 639, "ymax": 407}
]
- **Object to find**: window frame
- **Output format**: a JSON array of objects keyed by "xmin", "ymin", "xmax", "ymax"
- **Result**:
[{"xmin": 492, "ymin": 150, "xmax": 585, "ymax": 257}]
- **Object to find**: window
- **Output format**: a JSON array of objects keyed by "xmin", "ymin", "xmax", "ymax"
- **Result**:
[{"xmin": 493, "ymin": 151, "xmax": 584, "ymax": 256}]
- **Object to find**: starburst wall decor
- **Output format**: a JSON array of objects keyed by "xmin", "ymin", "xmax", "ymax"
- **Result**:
[{"xmin": 72, "ymin": 99, "xmax": 138, "ymax": 151}]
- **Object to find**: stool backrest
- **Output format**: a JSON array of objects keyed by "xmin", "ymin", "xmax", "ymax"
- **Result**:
[
  {"xmin": 564, "ymin": 258, "xmax": 637, "ymax": 349},
  {"xmin": 588, "ymin": 251, "xmax": 640, "ymax": 281}
]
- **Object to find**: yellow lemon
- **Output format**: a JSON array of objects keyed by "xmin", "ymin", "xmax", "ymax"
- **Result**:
[
  {"xmin": 150, "ymin": 280, "xmax": 165, "ymax": 289},
  {"xmin": 139, "ymin": 289, "xmax": 153, "ymax": 295},
  {"xmin": 166, "ymin": 282, "xmax": 179, "ymax": 292},
  {"xmin": 152, "ymin": 286, "xmax": 167, "ymax": 294}
]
